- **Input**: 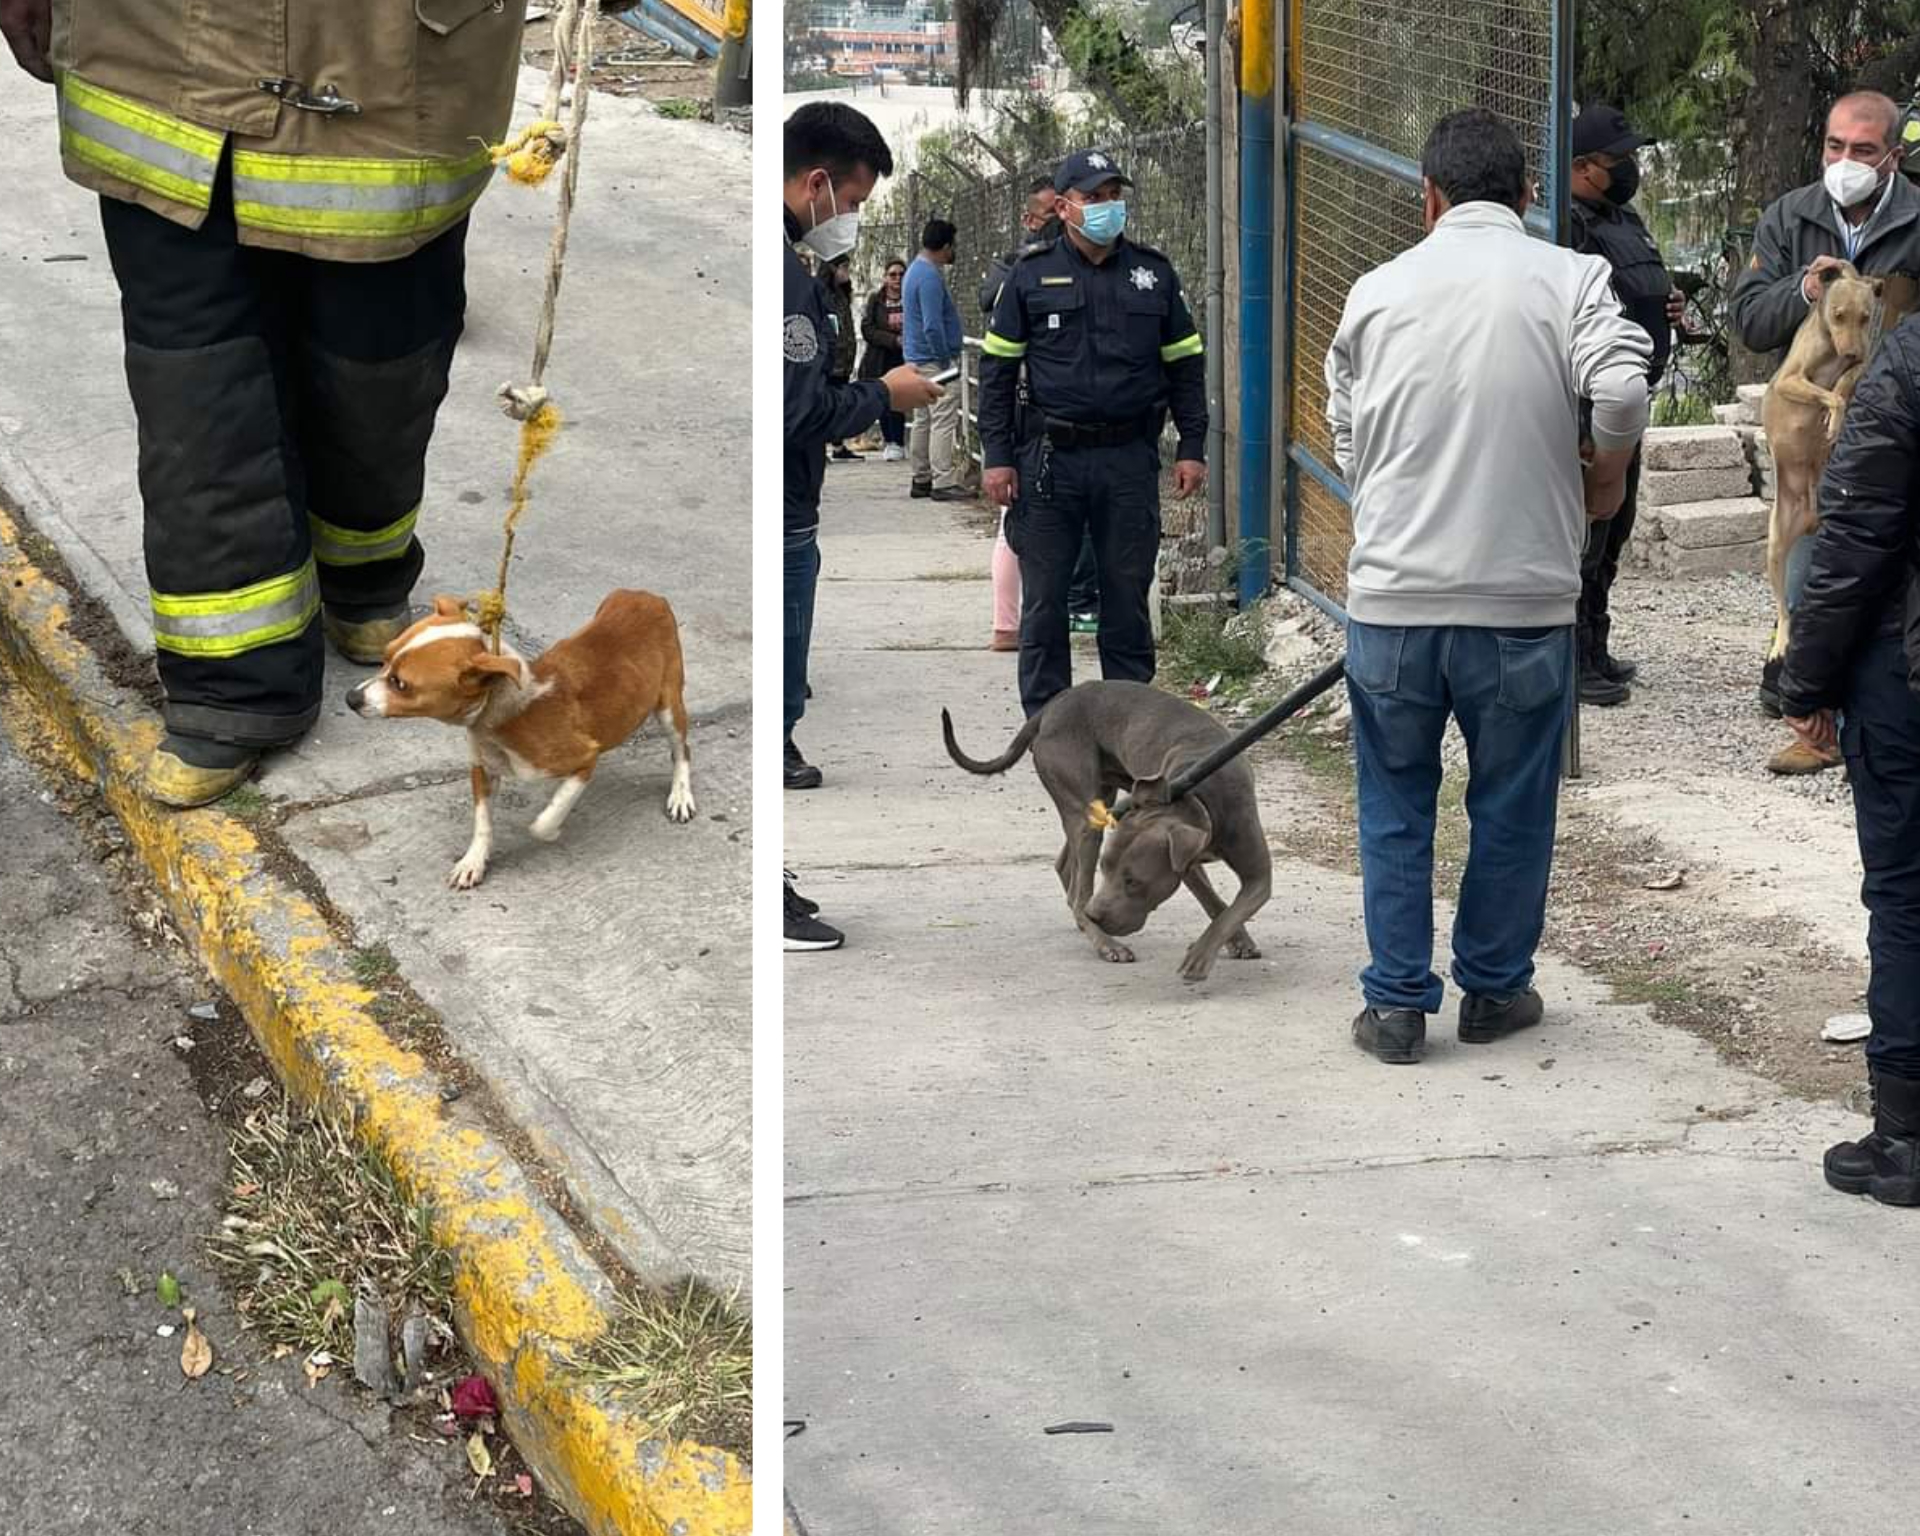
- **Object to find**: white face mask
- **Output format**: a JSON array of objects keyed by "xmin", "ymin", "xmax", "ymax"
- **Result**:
[
  {"xmin": 1825, "ymin": 156, "xmax": 1886, "ymax": 210},
  {"xmin": 800, "ymin": 175, "xmax": 860, "ymax": 262}
]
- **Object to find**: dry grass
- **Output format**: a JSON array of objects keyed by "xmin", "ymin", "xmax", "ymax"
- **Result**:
[
  {"xmin": 208, "ymin": 1097, "xmax": 454, "ymax": 1356},
  {"xmin": 576, "ymin": 1279, "xmax": 752, "ymax": 1459}
]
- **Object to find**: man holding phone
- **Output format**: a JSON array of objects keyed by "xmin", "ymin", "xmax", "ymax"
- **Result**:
[{"xmin": 978, "ymin": 148, "xmax": 1208, "ymax": 717}]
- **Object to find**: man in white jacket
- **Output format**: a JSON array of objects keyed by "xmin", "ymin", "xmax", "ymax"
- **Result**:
[{"xmin": 1324, "ymin": 107, "xmax": 1652, "ymax": 1064}]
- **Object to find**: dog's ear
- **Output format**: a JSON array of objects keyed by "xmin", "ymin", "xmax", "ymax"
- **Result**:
[
  {"xmin": 431, "ymin": 595, "xmax": 469, "ymax": 619},
  {"xmin": 460, "ymin": 651, "xmax": 521, "ymax": 686},
  {"xmin": 1166, "ymin": 821, "xmax": 1209, "ymax": 873}
]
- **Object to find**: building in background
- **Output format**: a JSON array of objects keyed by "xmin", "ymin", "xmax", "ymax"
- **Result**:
[{"xmin": 807, "ymin": 0, "xmax": 958, "ymax": 84}]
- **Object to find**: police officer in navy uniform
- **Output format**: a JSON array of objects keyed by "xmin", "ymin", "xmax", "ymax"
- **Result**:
[
  {"xmin": 979, "ymin": 148, "xmax": 1208, "ymax": 717},
  {"xmin": 1568, "ymin": 104, "xmax": 1683, "ymax": 708}
]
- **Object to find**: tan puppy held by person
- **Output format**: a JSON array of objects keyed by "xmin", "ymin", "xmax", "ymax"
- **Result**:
[
  {"xmin": 346, "ymin": 591, "xmax": 695, "ymax": 889},
  {"xmin": 1761, "ymin": 261, "xmax": 1884, "ymax": 660}
]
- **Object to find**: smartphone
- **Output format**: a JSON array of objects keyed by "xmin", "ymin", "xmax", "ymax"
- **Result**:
[{"xmin": 929, "ymin": 366, "xmax": 961, "ymax": 386}]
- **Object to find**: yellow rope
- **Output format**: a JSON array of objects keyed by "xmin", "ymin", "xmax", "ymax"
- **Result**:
[
  {"xmin": 1087, "ymin": 799, "xmax": 1118, "ymax": 831},
  {"xmin": 475, "ymin": 0, "xmax": 597, "ymax": 652}
]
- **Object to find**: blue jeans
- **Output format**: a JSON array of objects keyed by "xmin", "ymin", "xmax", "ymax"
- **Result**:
[
  {"xmin": 785, "ymin": 528, "xmax": 820, "ymax": 740},
  {"xmin": 1347, "ymin": 622, "xmax": 1575, "ymax": 1014}
]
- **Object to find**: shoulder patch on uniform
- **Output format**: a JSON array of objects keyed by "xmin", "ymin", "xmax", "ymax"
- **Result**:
[
  {"xmin": 1039, "ymin": 275, "xmax": 1074, "ymax": 286},
  {"xmin": 783, "ymin": 313, "xmax": 819, "ymax": 363}
]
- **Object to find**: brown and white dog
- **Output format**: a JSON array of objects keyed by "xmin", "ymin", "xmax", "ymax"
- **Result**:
[{"xmin": 346, "ymin": 590, "xmax": 695, "ymax": 889}]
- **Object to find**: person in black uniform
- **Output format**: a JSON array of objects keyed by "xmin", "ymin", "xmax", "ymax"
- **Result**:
[
  {"xmin": 979, "ymin": 148, "xmax": 1208, "ymax": 717},
  {"xmin": 1568, "ymin": 104, "xmax": 1685, "ymax": 707},
  {"xmin": 782, "ymin": 102, "xmax": 942, "ymax": 948}
]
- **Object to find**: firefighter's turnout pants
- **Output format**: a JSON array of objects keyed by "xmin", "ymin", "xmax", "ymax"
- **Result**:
[{"xmin": 100, "ymin": 154, "xmax": 468, "ymax": 748}]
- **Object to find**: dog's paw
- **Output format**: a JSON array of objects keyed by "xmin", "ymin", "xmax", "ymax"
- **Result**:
[
  {"xmin": 1178, "ymin": 943, "xmax": 1218, "ymax": 982},
  {"xmin": 528, "ymin": 815, "xmax": 565, "ymax": 843},
  {"xmin": 1096, "ymin": 940, "xmax": 1136, "ymax": 964},
  {"xmin": 666, "ymin": 787, "xmax": 697, "ymax": 823},
  {"xmin": 447, "ymin": 855, "xmax": 488, "ymax": 890},
  {"xmin": 1225, "ymin": 934, "xmax": 1262, "ymax": 961}
]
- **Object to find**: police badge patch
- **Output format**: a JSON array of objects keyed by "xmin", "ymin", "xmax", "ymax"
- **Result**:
[{"xmin": 783, "ymin": 313, "xmax": 819, "ymax": 363}]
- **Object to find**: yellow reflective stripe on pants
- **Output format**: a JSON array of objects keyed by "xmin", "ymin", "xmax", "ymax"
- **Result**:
[
  {"xmin": 150, "ymin": 560, "xmax": 321, "ymax": 659},
  {"xmin": 309, "ymin": 506, "xmax": 420, "ymax": 567},
  {"xmin": 1161, "ymin": 332, "xmax": 1204, "ymax": 362},
  {"xmin": 231, "ymin": 149, "xmax": 496, "ymax": 241},
  {"xmin": 57, "ymin": 73, "xmax": 220, "ymax": 211},
  {"xmin": 981, "ymin": 330, "xmax": 1028, "ymax": 359}
]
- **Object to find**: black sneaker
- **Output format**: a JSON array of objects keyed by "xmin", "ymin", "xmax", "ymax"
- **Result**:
[
  {"xmin": 783, "ymin": 870, "xmax": 819, "ymax": 916},
  {"xmin": 1458, "ymin": 987, "xmax": 1545, "ymax": 1043},
  {"xmin": 785, "ymin": 739, "xmax": 824, "ymax": 791},
  {"xmin": 784, "ymin": 881, "xmax": 844, "ymax": 951},
  {"xmin": 1758, "ymin": 655, "xmax": 1783, "ymax": 719},
  {"xmin": 928, "ymin": 486, "xmax": 971, "ymax": 503},
  {"xmin": 830, "ymin": 445, "xmax": 863, "ymax": 461},
  {"xmin": 1579, "ymin": 667, "xmax": 1630, "ymax": 706},
  {"xmin": 910, "ymin": 479, "xmax": 933, "ymax": 500},
  {"xmin": 1600, "ymin": 653, "xmax": 1639, "ymax": 684},
  {"xmin": 1352, "ymin": 1006, "xmax": 1426, "ymax": 1064}
]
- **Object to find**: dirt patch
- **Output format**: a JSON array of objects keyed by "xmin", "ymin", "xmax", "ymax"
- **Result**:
[{"xmin": 524, "ymin": 9, "xmax": 720, "ymax": 108}]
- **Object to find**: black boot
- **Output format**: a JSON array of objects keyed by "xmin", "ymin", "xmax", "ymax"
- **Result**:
[
  {"xmin": 784, "ymin": 738, "xmax": 824, "ymax": 790},
  {"xmin": 1577, "ymin": 622, "xmax": 1629, "ymax": 706},
  {"xmin": 1757, "ymin": 655, "xmax": 1783, "ymax": 719},
  {"xmin": 1824, "ymin": 1072, "xmax": 1920, "ymax": 1206}
]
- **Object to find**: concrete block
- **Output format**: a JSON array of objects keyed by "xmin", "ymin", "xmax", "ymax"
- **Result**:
[
  {"xmin": 1655, "ymin": 497, "xmax": 1770, "ymax": 549},
  {"xmin": 1738, "ymin": 382, "xmax": 1769, "ymax": 413},
  {"xmin": 1647, "ymin": 537, "xmax": 1769, "ymax": 577},
  {"xmin": 1712, "ymin": 401, "xmax": 1756, "ymax": 427},
  {"xmin": 1639, "ymin": 463, "xmax": 1757, "ymax": 507},
  {"xmin": 1641, "ymin": 425, "xmax": 1747, "ymax": 472}
]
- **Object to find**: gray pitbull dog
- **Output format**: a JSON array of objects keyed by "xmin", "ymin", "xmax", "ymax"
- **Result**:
[{"xmin": 942, "ymin": 680, "xmax": 1273, "ymax": 981}]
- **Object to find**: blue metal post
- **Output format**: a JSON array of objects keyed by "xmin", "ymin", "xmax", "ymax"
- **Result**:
[{"xmin": 1237, "ymin": 0, "xmax": 1275, "ymax": 607}]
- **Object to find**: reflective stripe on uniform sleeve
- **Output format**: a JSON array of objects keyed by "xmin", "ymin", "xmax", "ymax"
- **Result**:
[
  {"xmin": 981, "ymin": 331, "xmax": 1028, "ymax": 359},
  {"xmin": 231, "ymin": 149, "xmax": 497, "ymax": 241},
  {"xmin": 57, "ymin": 73, "xmax": 221, "ymax": 211},
  {"xmin": 309, "ymin": 506, "xmax": 420, "ymax": 568},
  {"xmin": 149, "ymin": 560, "xmax": 321, "ymax": 659},
  {"xmin": 1161, "ymin": 333, "xmax": 1204, "ymax": 362}
]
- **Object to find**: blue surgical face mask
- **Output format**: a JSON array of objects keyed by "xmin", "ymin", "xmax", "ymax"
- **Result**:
[{"xmin": 1076, "ymin": 199, "xmax": 1127, "ymax": 245}]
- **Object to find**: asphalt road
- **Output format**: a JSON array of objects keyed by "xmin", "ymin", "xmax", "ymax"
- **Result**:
[{"xmin": 0, "ymin": 683, "xmax": 535, "ymax": 1536}]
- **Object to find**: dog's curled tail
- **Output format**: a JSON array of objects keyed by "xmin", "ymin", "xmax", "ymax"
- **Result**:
[{"xmin": 942, "ymin": 707, "xmax": 1043, "ymax": 776}]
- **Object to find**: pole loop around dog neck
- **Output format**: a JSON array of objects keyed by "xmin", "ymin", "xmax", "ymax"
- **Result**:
[{"xmin": 1089, "ymin": 656, "xmax": 1348, "ymax": 827}]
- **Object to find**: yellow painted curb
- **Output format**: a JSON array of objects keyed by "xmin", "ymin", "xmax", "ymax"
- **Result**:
[{"xmin": 0, "ymin": 504, "xmax": 751, "ymax": 1536}]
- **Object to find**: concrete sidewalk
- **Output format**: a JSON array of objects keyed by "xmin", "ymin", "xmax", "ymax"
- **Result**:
[
  {"xmin": 0, "ymin": 66, "xmax": 750, "ymax": 1292},
  {"xmin": 784, "ymin": 461, "xmax": 1910, "ymax": 1533}
]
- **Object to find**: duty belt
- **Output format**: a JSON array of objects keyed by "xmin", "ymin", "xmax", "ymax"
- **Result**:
[{"xmin": 1042, "ymin": 415, "xmax": 1157, "ymax": 450}]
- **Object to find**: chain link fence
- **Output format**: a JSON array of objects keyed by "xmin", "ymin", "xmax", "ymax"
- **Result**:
[{"xmin": 1286, "ymin": 0, "xmax": 1562, "ymax": 611}]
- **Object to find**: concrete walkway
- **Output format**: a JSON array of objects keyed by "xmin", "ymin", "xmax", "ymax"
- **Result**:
[
  {"xmin": 0, "ymin": 68, "xmax": 749, "ymax": 1290},
  {"xmin": 784, "ymin": 459, "xmax": 1910, "ymax": 1533}
]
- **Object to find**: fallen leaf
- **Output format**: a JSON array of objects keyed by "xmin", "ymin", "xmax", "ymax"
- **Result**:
[
  {"xmin": 514, "ymin": 1474, "xmax": 534, "ymax": 1498},
  {"xmin": 179, "ymin": 1309, "xmax": 213, "ymax": 1379},
  {"xmin": 451, "ymin": 1374, "xmax": 498, "ymax": 1421},
  {"xmin": 304, "ymin": 1352, "xmax": 333, "ymax": 1388},
  {"xmin": 1643, "ymin": 870, "xmax": 1686, "ymax": 891},
  {"xmin": 157, "ymin": 1272, "xmax": 182, "ymax": 1308},
  {"xmin": 232, "ymin": 1182, "xmax": 260, "ymax": 1198},
  {"xmin": 466, "ymin": 1432, "xmax": 494, "ymax": 1479},
  {"xmin": 271, "ymin": 1344, "xmax": 294, "ymax": 1361}
]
